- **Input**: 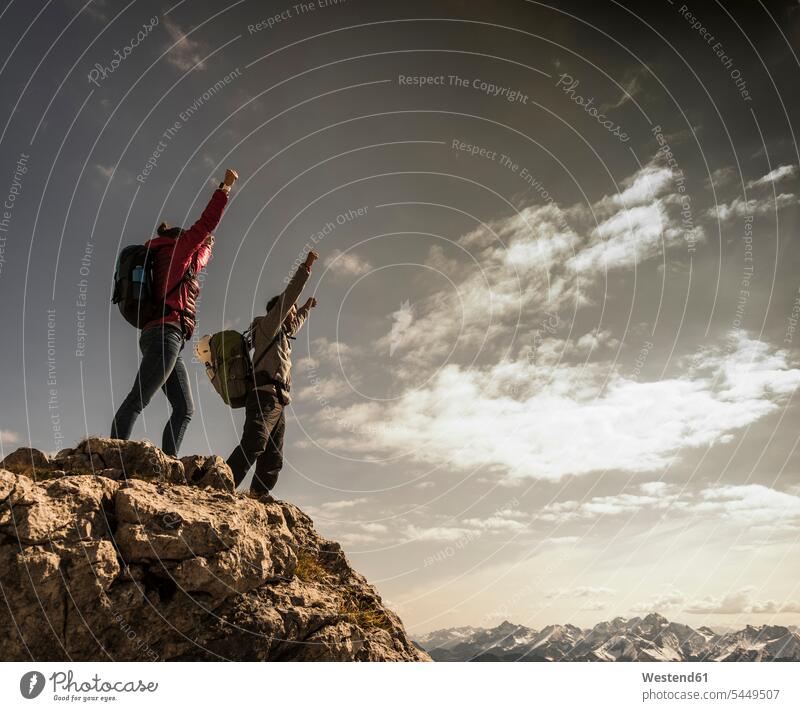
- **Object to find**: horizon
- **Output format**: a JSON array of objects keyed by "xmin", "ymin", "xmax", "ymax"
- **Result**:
[{"xmin": 412, "ymin": 611, "xmax": 798, "ymax": 638}]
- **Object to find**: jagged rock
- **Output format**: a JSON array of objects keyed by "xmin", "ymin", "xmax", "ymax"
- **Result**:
[
  {"xmin": 54, "ymin": 437, "xmax": 184, "ymax": 483},
  {"xmin": 179, "ymin": 455, "xmax": 235, "ymax": 491},
  {"xmin": 2, "ymin": 438, "xmax": 185, "ymax": 484},
  {"xmin": 0, "ymin": 447, "xmax": 54, "ymax": 481},
  {"xmin": 0, "ymin": 445, "xmax": 428, "ymax": 662}
]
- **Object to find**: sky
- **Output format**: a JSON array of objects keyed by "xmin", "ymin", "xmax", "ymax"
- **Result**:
[{"xmin": 0, "ymin": 0, "xmax": 799, "ymax": 636}]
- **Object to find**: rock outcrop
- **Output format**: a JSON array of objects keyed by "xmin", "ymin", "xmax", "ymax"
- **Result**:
[{"xmin": 0, "ymin": 438, "xmax": 428, "ymax": 662}]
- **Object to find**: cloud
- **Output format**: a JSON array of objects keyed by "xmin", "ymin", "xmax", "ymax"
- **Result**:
[
  {"xmin": 546, "ymin": 536, "xmax": 580, "ymax": 545},
  {"xmin": 388, "ymin": 300, "xmax": 415, "ymax": 357},
  {"xmin": 538, "ymin": 484, "xmax": 680, "ymax": 522},
  {"xmin": 319, "ymin": 497, "xmax": 369, "ymax": 513},
  {"xmin": 296, "ymin": 375, "xmax": 351, "ymax": 402},
  {"xmin": 163, "ymin": 18, "xmax": 206, "ymax": 72},
  {"xmin": 307, "ymin": 337, "xmax": 354, "ymax": 366},
  {"xmin": 363, "ymin": 157, "xmax": 703, "ymax": 379},
  {"xmin": 683, "ymin": 587, "xmax": 800, "ymax": 615},
  {"xmin": 574, "ymin": 329, "xmax": 619, "ymax": 354},
  {"xmin": 631, "ymin": 589, "xmax": 686, "ymax": 612},
  {"xmin": 600, "ymin": 66, "xmax": 649, "ymax": 111},
  {"xmin": 705, "ymin": 166, "xmax": 737, "ymax": 189},
  {"xmin": 581, "ymin": 600, "xmax": 609, "ymax": 611},
  {"xmin": 693, "ymin": 484, "xmax": 800, "ymax": 525},
  {"xmin": 547, "ymin": 586, "xmax": 615, "ymax": 599},
  {"xmin": 319, "ymin": 332, "xmax": 800, "ymax": 481},
  {"xmin": 403, "ymin": 523, "xmax": 477, "ymax": 542},
  {"xmin": 707, "ymin": 193, "xmax": 798, "ymax": 222},
  {"xmin": 0, "ymin": 430, "xmax": 20, "ymax": 446},
  {"xmin": 304, "ymin": 157, "xmax": 796, "ymax": 488},
  {"xmin": 462, "ymin": 505, "xmax": 528, "ymax": 533},
  {"xmin": 746, "ymin": 164, "xmax": 798, "ymax": 189},
  {"xmin": 95, "ymin": 164, "xmax": 114, "ymax": 179},
  {"xmin": 632, "ymin": 587, "xmax": 800, "ymax": 615},
  {"xmin": 539, "ymin": 479, "xmax": 800, "ymax": 528},
  {"xmin": 324, "ymin": 249, "xmax": 372, "ymax": 277}
]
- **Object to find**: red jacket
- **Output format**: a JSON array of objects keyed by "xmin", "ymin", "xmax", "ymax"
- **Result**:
[{"xmin": 143, "ymin": 188, "xmax": 228, "ymax": 338}]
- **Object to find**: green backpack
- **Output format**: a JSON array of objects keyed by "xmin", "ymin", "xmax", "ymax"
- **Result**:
[{"xmin": 195, "ymin": 330, "xmax": 252, "ymax": 408}]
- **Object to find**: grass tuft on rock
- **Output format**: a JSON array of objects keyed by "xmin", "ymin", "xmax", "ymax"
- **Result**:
[
  {"xmin": 294, "ymin": 551, "xmax": 328, "ymax": 582},
  {"xmin": 338, "ymin": 588, "xmax": 394, "ymax": 632}
]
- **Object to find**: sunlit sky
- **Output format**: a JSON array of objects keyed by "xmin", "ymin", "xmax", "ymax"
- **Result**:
[{"xmin": 1, "ymin": 0, "xmax": 799, "ymax": 634}]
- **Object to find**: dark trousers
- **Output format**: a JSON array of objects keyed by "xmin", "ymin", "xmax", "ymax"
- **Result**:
[
  {"xmin": 227, "ymin": 389, "xmax": 285, "ymax": 493},
  {"xmin": 110, "ymin": 323, "xmax": 194, "ymax": 457}
]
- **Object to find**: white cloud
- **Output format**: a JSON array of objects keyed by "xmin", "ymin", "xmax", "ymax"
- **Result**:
[
  {"xmin": 462, "ymin": 506, "xmax": 528, "ymax": 533},
  {"xmin": 95, "ymin": 164, "xmax": 114, "ymax": 179},
  {"xmin": 0, "ymin": 430, "xmax": 20, "ymax": 446},
  {"xmin": 296, "ymin": 375, "xmax": 351, "ymax": 402},
  {"xmin": 324, "ymin": 249, "xmax": 372, "ymax": 277},
  {"xmin": 548, "ymin": 586, "xmax": 615, "ymax": 599},
  {"xmin": 683, "ymin": 587, "xmax": 791, "ymax": 615},
  {"xmin": 567, "ymin": 201, "xmax": 674, "ymax": 273},
  {"xmin": 705, "ymin": 166, "xmax": 737, "ymax": 189},
  {"xmin": 320, "ymin": 497, "xmax": 369, "ymax": 513},
  {"xmin": 601, "ymin": 66, "xmax": 649, "ymax": 111},
  {"xmin": 631, "ymin": 589, "xmax": 686, "ymax": 612},
  {"xmin": 163, "ymin": 18, "xmax": 206, "ymax": 72},
  {"xmin": 581, "ymin": 600, "xmax": 609, "ymax": 611},
  {"xmin": 538, "ymin": 484, "xmax": 680, "ymax": 522},
  {"xmin": 575, "ymin": 329, "xmax": 619, "ymax": 354},
  {"xmin": 538, "ymin": 480, "xmax": 800, "ymax": 530},
  {"xmin": 746, "ymin": 164, "xmax": 798, "ymax": 189},
  {"xmin": 309, "ymin": 337, "xmax": 354, "ymax": 366},
  {"xmin": 376, "ymin": 157, "xmax": 702, "ymax": 374},
  {"xmin": 706, "ymin": 193, "xmax": 798, "ymax": 222},
  {"xmin": 403, "ymin": 523, "xmax": 477, "ymax": 542},
  {"xmin": 694, "ymin": 484, "xmax": 800, "ymax": 525},
  {"xmin": 319, "ymin": 332, "xmax": 800, "ymax": 481},
  {"xmin": 388, "ymin": 300, "xmax": 414, "ymax": 357},
  {"xmin": 633, "ymin": 587, "xmax": 800, "ymax": 615}
]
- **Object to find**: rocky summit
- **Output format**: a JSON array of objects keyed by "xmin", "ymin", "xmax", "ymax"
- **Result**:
[{"xmin": 0, "ymin": 437, "xmax": 429, "ymax": 662}]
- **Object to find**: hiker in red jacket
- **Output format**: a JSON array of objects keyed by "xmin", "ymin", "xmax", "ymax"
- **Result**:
[{"xmin": 110, "ymin": 169, "xmax": 238, "ymax": 456}]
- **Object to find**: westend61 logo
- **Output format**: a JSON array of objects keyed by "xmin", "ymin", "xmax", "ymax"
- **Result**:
[{"xmin": 18, "ymin": 670, "xmax": 158, "ymax": 702}]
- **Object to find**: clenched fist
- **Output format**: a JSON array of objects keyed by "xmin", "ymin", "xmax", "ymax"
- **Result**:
[{"xmin": 224, "ymin": 168, "xmax": 239, "ymax": 186}]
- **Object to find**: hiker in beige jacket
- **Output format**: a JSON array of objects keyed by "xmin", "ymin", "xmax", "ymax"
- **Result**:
[{"xmin": 226, "ymin": 250, "xmax": 318, "ymax": 498}]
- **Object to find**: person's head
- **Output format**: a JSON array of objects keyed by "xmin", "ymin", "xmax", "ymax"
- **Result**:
[
  {"xmin": 266, "ymin": 295, "xmax": 297, "ymax": 325},
  {"xmin": 157, "ymin": 222, "xmax": 185, "ymax": 239}
]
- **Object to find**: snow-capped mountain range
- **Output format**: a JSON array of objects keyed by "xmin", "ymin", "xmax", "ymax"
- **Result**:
[{"xmin": 415, "ymin": 613, "xmax": 800, "ymax": 661}]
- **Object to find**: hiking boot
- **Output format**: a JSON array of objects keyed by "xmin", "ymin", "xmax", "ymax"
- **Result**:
[{"xmin": 240, "ymin": 489, "xmax": 274, "ymax": 504}]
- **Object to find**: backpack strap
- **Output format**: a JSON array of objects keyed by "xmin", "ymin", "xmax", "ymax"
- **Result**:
[
  {"xmin": 157, "ymin": 249, "xmax": 197, "ymax": 337},
  {"xmin": 249, "ymin": 323, "xmax": 295, "ymax": 386}
]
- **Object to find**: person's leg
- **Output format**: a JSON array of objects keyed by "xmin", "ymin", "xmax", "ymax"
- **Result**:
[
  {"xmin": 161, "ymin": 354, "xmax": 194, "ymax": 456},
  {"xmin": 252, "ymin": 407, "xmax": 285, "ymax": 494},
  {"xmin": 110, "ymin": 326, "xmax": 182, "ymax": 441},
  {"xmin": 226, "ymin": 391, "xmax": 275, "ymax": 487}
]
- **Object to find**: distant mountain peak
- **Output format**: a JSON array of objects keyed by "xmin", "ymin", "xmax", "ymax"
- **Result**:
[{"xmin": 416, "ymin": 615, "xmax": 800, "ymax": 662}]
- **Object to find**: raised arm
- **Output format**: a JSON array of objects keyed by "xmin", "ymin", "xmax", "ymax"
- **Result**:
[
  {"xmin": 177, "ymin": 169, "xmax": 238, "ymax": 257},
  {"xmin": 286, "ymin": 297, "xmax": 317, "ymax": 336},
  {"xmin": 258, "ymin": 252, "xmax": 318, "ymax": 341}
]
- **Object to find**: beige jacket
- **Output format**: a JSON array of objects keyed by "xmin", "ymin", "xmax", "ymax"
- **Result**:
[{"xmin": 250, "ymin": 265, "xmax": 311, "ymax": 403}]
